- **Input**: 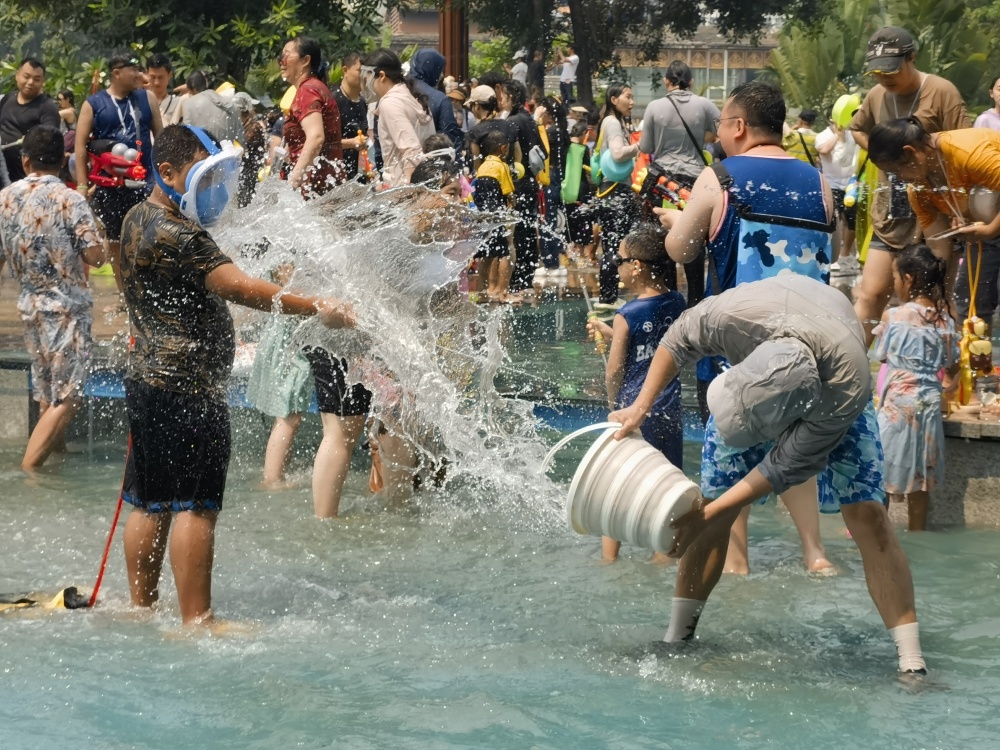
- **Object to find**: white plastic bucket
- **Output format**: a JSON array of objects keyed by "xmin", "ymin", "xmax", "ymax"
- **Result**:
[{"xmin": 542, "ymin": 423, "xmax": 701, "ymax": 554}]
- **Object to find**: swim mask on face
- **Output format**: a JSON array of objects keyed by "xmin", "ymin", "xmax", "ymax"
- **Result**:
[
  {"xmin": 153, "ymin": 125, "xmax": 243, "ymax": 228},
  {"xmin": 361, "ymin": 65, "xmax": 380, "ymax": 102}
]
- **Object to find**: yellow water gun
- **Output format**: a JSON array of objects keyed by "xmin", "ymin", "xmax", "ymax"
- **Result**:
[{"xmin": 956, "ymin": 316, "xmax": 994, "ymax": 405}]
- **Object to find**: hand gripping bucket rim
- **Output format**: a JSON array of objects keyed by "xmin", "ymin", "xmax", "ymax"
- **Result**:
[{"xmin": 541, "ymin": 422, "xmax": 701, "ymax": 553}]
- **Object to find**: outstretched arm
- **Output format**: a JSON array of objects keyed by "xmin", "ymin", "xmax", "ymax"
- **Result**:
[
  {"xmin": 608, "ymin": 345, "xmax": 678, "ymax": 438},
  {"xmin": 205, "ymin": 263, "xmax": 355, "ymax": 328}
]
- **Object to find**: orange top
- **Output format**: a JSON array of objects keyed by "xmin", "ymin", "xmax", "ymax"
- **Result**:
[{"xmin": 909, "ymin": 129, "xmax": 1000, "ymax": 228}]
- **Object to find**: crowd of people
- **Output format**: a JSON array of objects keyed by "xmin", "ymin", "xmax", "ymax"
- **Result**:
[{"xmin": 0, "ymin": 23, "xmax": 998, "ymax": 676}]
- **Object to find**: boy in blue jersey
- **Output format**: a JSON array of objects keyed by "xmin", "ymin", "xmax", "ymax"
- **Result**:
[{"xmin": 588, "ymin": 224, "xmax": 686, "ymax": 561}]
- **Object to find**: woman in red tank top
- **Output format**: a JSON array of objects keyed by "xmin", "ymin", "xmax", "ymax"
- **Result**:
[{"xmin": 279, "ymin": 35, "xmax": 345, "ymax": 197}]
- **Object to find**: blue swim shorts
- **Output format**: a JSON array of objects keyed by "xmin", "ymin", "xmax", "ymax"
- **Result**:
[{"xmin": 700, "ymin": 401, "xmax": 886, "ymax": 513}]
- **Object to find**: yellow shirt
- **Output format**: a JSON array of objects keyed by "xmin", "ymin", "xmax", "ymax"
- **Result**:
[
  {"xmin": 782, "ymin": 129, "xmax": 819, "ymax": 167},
  {"xmin": 476, "ymin": 155, "xmax": 515, "ymax": 196},
  {"xmin": 910, "ymin": 129, "xmax": 1000, "ymax": 228}
]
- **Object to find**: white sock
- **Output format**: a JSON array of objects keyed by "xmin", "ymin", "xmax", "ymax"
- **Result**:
[
  {"xmin": 663, "ymin": 597, "xmax": 706, "ymax": 643},
  {"xmin": 890, "ymin": 622, "xmax": 926, "ymax": 673}
]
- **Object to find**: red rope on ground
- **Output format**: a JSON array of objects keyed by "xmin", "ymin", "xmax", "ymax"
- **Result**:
[{"xmin": 86, "ymin": 436, "xmax": 130, "ymax": 608}]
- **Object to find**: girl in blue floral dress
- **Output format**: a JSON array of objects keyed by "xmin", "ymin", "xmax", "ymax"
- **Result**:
[{"xmin": 873, "ymin": 245, "xmax": 959, "ymax": 531}]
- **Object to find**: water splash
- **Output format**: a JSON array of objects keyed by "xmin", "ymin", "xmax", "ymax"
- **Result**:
[{"xmin": 214, "ymin": 179, "xmax": 564, "ymax": 528}]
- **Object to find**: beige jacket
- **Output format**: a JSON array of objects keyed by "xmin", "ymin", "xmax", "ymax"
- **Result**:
[{"xmin": 376, "ymin": 83, "xmax": 435, "ymax": 186}]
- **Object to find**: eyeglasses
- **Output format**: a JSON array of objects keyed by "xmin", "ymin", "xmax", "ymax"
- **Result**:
[
  {"xmin": 714, "ymin": 116, "xmax": 741, "ymax": 130},
  {"xmin": 610, "ymin": 253, "xmax": 637, "ymax": 268},
  {"xmin": 279, "ymin": 50, "xmax": 299, "ymax": 64}
]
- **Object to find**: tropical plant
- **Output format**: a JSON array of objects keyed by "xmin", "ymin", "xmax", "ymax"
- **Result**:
[
  {"xmin": 0, "ymin": 0, "xmax": 385, "ymax": 100},
  {"xmin": 769, "ymin": 0, "xmax": 988, "ymax": 114}
]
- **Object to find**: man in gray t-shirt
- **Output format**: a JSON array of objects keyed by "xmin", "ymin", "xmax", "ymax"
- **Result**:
[
  {"xmin": 609, "ymin": 274, "xmax": 927, "ymax": 675},
  {"xmin": 639, "ymin": 61, "xmax": 720, "ymax": 182}
]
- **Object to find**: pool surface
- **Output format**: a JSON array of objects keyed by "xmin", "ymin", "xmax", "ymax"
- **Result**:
[{"xmin": 2, "ymin": 299, "xmax": 1000, "ymax": 748}]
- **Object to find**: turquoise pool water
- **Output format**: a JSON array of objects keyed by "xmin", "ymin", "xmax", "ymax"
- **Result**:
[
  {"xmin": 2, "ymin": 437, "xmax": 1000, "ymax": 749},
  {"xmin": 3, "ymin": 299, "xmax": 1000, "ymax": 748}
]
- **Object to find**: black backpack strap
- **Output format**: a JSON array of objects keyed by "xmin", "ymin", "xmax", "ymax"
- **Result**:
[
  {"xmin": 797, "ymin": 131, "xmax": 817, "ymax": 168},
  {"xmin": 704, "ymin": 161, "xmax": 733, "ymax": 296},
  {"xmin": 666, "ymin": 94, "xmax": 710, "ymax": 166}
]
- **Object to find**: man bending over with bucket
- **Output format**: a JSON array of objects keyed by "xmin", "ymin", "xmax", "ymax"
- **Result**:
[{"xmin": 609, "ymin": 273, "xmax": 927, "ymax": 675}]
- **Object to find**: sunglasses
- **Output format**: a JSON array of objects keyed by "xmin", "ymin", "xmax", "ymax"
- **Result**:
[
  {"xmin": 609, "ymin": 252, "xmax": 634, "ymax": 268},
  {"xmin": 111, "ymin": 57, "xmax": 142, "ymax": 71}
]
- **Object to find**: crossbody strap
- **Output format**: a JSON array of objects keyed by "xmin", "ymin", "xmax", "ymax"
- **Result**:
[
  {"xmin": 666, "ymin": 94, "xmax": 709, "ymax": 166},
  {"xmin": 797, "ymin": 131, "xmax": 817, "ymax": 168}
]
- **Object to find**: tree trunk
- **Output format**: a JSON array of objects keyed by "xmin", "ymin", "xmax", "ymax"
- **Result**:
[{"xmin": 565, "ymin": 0, "xmax": 593, "ymax": 105}]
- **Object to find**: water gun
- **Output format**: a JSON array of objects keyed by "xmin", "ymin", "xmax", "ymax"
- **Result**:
[
  {"xmin": 87, "ymin": 139, "xmax": 147, "ymax": 189},
  {"xmin": 356, "ymin": 129, "xmax": 377, "ymax": 181},
  {"xmin": 844, "ymin": 175, "xmax": 859, "ymax": 208},
  {"xmin": 956, "ymin": 316, "xmax": 994, "ymax": 405},
  {"xmin": 587, "ymin": 311, "xmax": 607, "ymax": 355},
  {"xmin": 632, "ymin": 167, "xmax": 690, "ymax": 210}
]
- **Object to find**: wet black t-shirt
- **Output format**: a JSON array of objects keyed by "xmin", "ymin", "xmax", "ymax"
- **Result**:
[
  {"xmin": 0, "ymin": 92, "xmax": 61, "ymax": 181},
  {"xmin": 119, "ymin": 201, "xmax": 235, "ymax": 399},
  {"xmin": 331, "ymin": 87, "xmax": 368, "ymax": 180}
]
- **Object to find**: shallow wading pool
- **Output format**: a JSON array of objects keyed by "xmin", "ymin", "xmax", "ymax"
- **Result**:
[{"xmin": 2, "ymin": 432, "xmax": 1000, "ymax": 749}]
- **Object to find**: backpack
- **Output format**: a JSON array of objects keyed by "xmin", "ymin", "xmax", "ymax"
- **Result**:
[{"xmin": 561, "ymin": 142, "xmax": 587, "ymax": 204}]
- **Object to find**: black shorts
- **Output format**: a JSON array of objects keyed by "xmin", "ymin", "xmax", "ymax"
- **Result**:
[
  {"xmin": 474, "ymin": 227, "xmax": 510, "ymax": 259},
  {"xmin": 122, "ymin": 379, "xmax": 231, "ymax": 513},
  {"xmin": 831, "ymin": 188, "xmax": 857, "ymax": 231},
  {"xmin": 565, "ymin": 203, "xmax": 594, "ymax": 245},
  {"xmin": 303, "ymin": 348, "xmax": 372, "ymax": 416},
  {"xmin": 91, "ymin": 186, "xmax": 147, "ymax": 241}
]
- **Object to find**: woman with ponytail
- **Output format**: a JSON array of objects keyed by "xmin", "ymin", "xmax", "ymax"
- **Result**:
[
  {"xmin": 279, "ymin": 35, "xmax": 346, "ymax": 196},
  {"xmin": 362, "ymin": 48, "xmax": 435, "ymax": 185},
  {"xmin": 594, "ymin": 84, "xmax": 641, "ymax": 309},
  {"xmin": 862, "ymin": 117, "xmax": 1000, "ymax": 341},
  {"xmin": 872, "ymin": 244, "xmax": 959, "ymax": 531}
]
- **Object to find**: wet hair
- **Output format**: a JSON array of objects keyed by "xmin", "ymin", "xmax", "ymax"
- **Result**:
[
  {"xmin": 540, "ymin": 95, "xmax": 567, "ymax": 138},
  {"xmin": 664, "ymin": 60, "xmax": 692, "ymax": 90},
  {"xmin": 569, "ymin": 120, "xmax": 589, "ymax": 139},
  {"xmin": 411, "ymin": 153, "xmax": 461, "ymax": 189},
  {"xmin": 503, "ymin": 80, "xmax": 529, "ymax": 115},
  {"xmin": 894, "ymin": 244, "xmax": 949, "ymax": 319},
  {"xmin": 21, "ymin": 126, "xmax": 64, "ymax": 168},
  {"xmin": 58, "ymin": 89, "xmax": 75, "ymax": 107},
  {"xmin": 621, "ymin": 224, "xmax": 670, "ymax": 274},
  {"xmin": 867, "ymin": 116, "xmax": 929, "ymax": 168},
  {"xmin": 18, "ymin": 57, "xmax": 45, "ymax": 74},
  {"xmin": 727, "ymin": 81, "xmax": 785, "ymax": 138},
  {"xmin": 478, "ymin": 71, "xmax": 506, "ymax": 90},
  {"xmin": 422, "ymin": 133, "xmax": 452, "ymax": 153},
  {"xmin": 147, "ymin": 53, "xmax": 172, "ymax": 73},
  {"xmin": 290, "ymin": 36, "xmax": 330, "ymax": 80},
  {"xmin": 481, "ymin": 129, "xmax": 508, "ymax": 157},
  {"xmin": 185, "ymin": 71, "xmax": 207, "ymax": 94},
  {"xmin": 342, "ymin": 51, "xmax": 361, "ymax": 70},
  {"xmin": 540, "ymin": 95, "xmax": 568, "ymax": 170},
  {"xmin": 601, "ymin": 84, "xmax": 631, "ymax": 128},
  {"xmin": 154, "ymin": 124, "xmax": 209, "ymax": 171},
  {"xmin": 362, "ymin": 48, "xmax": 429, "ymax": 114}
]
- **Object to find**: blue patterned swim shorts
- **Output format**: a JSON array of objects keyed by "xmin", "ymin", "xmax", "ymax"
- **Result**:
[{"xmin": 700, "ymin": 401, "xmax": 886, "ymax": 513}]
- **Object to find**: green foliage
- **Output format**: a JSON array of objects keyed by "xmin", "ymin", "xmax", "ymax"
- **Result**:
[
  {"xmin": 468, "ymin": 37, "xmax": 512, "ymax": 79},
  {"xmin": 770, "ymin": 0, "xmax": 988, "ymax": 116},
  {"xmin": 0, "ymin": 0, "xmax": 384, "ymax": 100},
  {"xmin": 461, "ymin": 0, "xmax": 837, "ymax": 103}
]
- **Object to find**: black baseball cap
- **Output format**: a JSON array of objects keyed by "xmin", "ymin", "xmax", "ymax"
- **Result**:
[{"xmin": 865, "ymin": 27, "xmax": 916, "ymax": 74}]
